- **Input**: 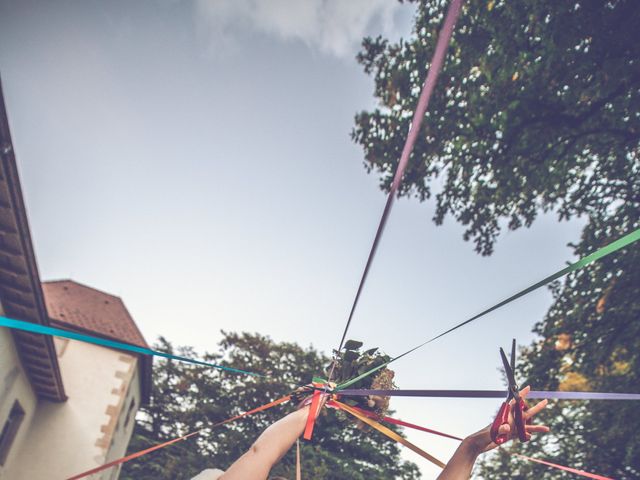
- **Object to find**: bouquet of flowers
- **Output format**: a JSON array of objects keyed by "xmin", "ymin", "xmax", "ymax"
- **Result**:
[{"xmin": 329, "ymin": 339, "xmax": 396, "ymax": 417}]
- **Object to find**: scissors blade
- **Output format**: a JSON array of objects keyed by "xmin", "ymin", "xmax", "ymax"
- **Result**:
[
  {"xmin": 500, "ymin": 347, "xmax": 518, "ymax": 391},
  {"xmin": 510, "ymin": 339, "xmax": 516, "ymax": 372}
]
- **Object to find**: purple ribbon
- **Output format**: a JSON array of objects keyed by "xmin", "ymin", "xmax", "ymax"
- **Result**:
[{"xmin": 337, "ymin": 389, "xmax": 640, "ymax": 401}]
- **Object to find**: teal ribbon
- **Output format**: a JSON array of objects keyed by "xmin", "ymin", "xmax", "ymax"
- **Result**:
[
  {"xmin": 337, "ymin": 227, "xmax": 640, "ymax": 390},
  {"xmin": 0, "ymin": 315, "xmax": 263, "ymax": 377}
]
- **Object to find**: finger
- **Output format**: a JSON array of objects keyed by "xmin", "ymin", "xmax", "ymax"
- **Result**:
[
  {"xmin": 498, "ymin": 423, "xmax": 511, "ymax": 436},
  {"xmin": 524, "ymin": 399, "xmax": 548, "ymax": 419},
  {"xmin": 525, "ymin": 425, "xmax": 550, "ymax": 433}
]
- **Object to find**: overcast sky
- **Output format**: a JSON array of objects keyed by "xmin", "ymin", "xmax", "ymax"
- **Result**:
[{"xmin": 0, "ymin": 0, "xmax": 585, "ymax": 477}]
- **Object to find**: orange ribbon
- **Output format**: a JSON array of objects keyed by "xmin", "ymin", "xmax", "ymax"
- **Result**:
[
  {"xmin": 211, "ymin": 395, "xmax": 291, "ymax": 428},
  {"xmin": 67, "ymin": 430, "xmax": 202, "ymax": 480},
  {"xmin": 66, "ymin": 395, "xmax": 292, "ymax": 480},
  {"xmin": 329, "ymin": 400, "xmax": 446, "ymax": 469}
]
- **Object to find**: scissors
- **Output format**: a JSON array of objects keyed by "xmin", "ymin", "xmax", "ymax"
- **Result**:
[{"xmin": 490, "ymin": 339, "xmax": 530, "ymax": 444}]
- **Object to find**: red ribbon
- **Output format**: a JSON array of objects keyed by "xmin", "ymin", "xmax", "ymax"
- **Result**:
[
  {"xmin": 350, "ymin": 405, "xmax": 463, "ymax": 442},
  {"xmin": 511, "ymin": 453, "xmax": 614, "ymax": 480},
  {"xmin": 303, "ymin": 384, "xmax": 322, "ymax": 440},
  {"xmin": 344, "ymin": 406, "xmax": 613, "ymax": 480}
]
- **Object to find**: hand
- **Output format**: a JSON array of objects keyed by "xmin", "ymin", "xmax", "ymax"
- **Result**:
[
  {"xmin": 293, "ymin": 382, "xmax": 335, "ymax": 410},
  {"xmin": 464, "ymin": 386, "xmax": 550, "ymax": 455}
]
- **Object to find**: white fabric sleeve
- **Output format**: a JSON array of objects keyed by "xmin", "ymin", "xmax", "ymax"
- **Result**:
[{"xmin": 191, "ymin": 468, "xmax": 225, "ymax": 480}]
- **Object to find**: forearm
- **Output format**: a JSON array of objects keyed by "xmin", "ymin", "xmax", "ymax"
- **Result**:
[
  {"xmin": 253, "ymin": 406, "xmax": 309, "ymax": 460},
  {"xmin": 436, "ymin": 438, "xmax": 481, "ymax": 480},
  {"xmin": 221, "ymin": 406, "xmax": 310, "ymax": 480}
]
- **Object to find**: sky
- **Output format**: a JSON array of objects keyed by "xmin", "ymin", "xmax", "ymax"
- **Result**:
[{"xmin": 0, "ymin": 0, "xmax": 586, "ymax": 477}]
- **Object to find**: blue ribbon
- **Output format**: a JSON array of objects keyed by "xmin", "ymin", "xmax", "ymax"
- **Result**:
[{"xmin": 0, "ymin": 315, "xmax": 263, "ymax": 377}]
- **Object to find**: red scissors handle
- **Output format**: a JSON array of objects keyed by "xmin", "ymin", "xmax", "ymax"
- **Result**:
[
  {"xmin": 514, "ymin": 398, "xmax": 531, "ymax": 442},
  {"xmin": 490, "ymin": 401, "xmax": 511, "ymax": 445},
  {"xmin": 491, "ymin": 398, "xmax": 531, "ymax": 444}
]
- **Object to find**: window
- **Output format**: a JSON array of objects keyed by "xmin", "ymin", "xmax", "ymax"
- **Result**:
[
  {"xmin": 124, "ymin": 398, "xmax": 136, "ymax": 428},
  {"xmin": 0, "ymin": 400, "xmax": 25, "ymax": 465}
]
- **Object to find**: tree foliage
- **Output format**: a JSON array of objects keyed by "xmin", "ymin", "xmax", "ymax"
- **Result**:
[
  {"xmin": 477, "ymin": 212, "xmax": 640, "ymax": 479},
  {"xmin": 354, "ymin": 0, "xmax": 639, "ymax": 478},
  {"xmin": 353, "ymin": 0, "xmax": 639, "ymax": 256},
  {"xmin": 120, "ymin": 333, "xmax": 421, "ymax": 480}
]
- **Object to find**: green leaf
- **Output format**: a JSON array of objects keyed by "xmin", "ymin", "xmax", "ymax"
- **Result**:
[
  {"xmin": 343, "ymin": 350, "xmax": 359, "ymax": 361},
  {"xmin": 344, "ymin": 340, "xmax": 363, "ymax": 351}
]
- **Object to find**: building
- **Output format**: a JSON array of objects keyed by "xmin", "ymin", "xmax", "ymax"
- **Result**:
[{"xmin": 0, "ymin": 80, "xmax": 151, "ymax": 479}]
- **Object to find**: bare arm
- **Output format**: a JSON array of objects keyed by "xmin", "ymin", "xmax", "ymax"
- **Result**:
[
  {"xmin": 220, "ymin": 391, "xmax": 325, "ymax": 480},
  {"xmin": 437, "ymin": 386, "xmax": 550, "ymax": 480}
]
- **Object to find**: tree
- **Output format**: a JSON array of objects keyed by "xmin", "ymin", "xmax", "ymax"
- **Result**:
[
  {"xmin": 353, "ymin": 0, "xmax": 639, "ymax": 478},
  {"xmin": 477, "ymin": 213, "xmax": 640, "ymax": 479},
  {"xmin": 120, "ymin": 333, "xmax": 421, "ymax": 480},
  {"xmin": 353, "ymin": 0, "xmax": 639, "ymax": 256}
]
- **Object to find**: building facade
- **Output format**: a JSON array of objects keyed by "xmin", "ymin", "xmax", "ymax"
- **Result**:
[{"xmin": 0, "ymin": 80, "xmax": 151, "ymax": 479}]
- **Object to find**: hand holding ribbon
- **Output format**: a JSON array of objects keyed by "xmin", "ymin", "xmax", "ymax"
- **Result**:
[{"xmin": 299, "ymin": 381, "xmax": 335, "ymax": 440}]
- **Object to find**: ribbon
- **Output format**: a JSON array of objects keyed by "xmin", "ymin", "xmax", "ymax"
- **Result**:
[
  {"xmin": 424, "ymin": 227, "xmax": 640, "ymax": 344},
  {"xmin": 210, "ymin": 395, "xmax": 292, "ymax": 429},
  {"xmin": 340, "ymin": 405, "xmax": 612, "ymax": 480},
  {"xmin": 66, "ymin": 395, "xmax": 291, "ymax": 479},
  {"xmin": 511, "ymin": 453, "xmax": 613, "ymax": 480},
  {"xmin": 332, "ymin": 0, "xmax": 465, "ymax": 357},
  {"xmin": 67, "ymin": 431, "xmax": 201, "ymax": 480},
  {"xmin": 303, "ymin": 386, "xmax": 322, "ymax": 440},
  {"xmin": 336, "ymin": 389, "xmax": 640, "ymax": 401},
  {"xmin": 350, "ymin": 406, "xmax": 463, "ymax": 442},
  {"xmin": 337, "ymin": 227, "xmax": 640, "ymax": 390},
  {"xmin": 0, "ymin": 315, "xmax": 261, "ymax": 377},
  {"xmin": 329, "ymin": 400, "xmax": 446, "ymax": 469},
  {"xmin": 296, "ymin": 439, "xmax": 302, "ymax": 480}
]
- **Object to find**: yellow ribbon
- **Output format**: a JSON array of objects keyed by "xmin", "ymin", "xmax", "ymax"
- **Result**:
[{"xmin": 331, "ymin": 400, "xmax": 446, "ymax": 469}]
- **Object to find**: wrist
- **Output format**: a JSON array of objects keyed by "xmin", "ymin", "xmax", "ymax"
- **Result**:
[{"xmin": 461, "ymin": 432, "xmax": 488, "ymax": 458}]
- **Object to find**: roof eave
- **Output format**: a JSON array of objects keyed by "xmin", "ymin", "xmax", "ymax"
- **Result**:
[{"xmin": 0, "ymin": 79, "xmax": 66, "ymax": 402}]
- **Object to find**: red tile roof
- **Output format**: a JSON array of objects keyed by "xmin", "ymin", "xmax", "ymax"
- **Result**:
[{"xmin": 42, "ymin": 280, "xmax": 149, "ymax": 348}]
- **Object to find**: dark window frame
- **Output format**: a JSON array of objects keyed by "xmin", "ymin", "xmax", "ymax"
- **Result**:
[
  {"xmin": 124, "ymin": 397, "xmax": 136, "ymax": 428},
  {"xmin": 0, "ymin": 399, "xmax": 26, "ymax": 465}
]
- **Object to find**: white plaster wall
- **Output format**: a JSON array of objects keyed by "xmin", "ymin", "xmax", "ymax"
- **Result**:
[
  {"xmin": 103, "ymin": 368, "xmax": 141, "ymax": 480},
  {"xmin": 0, "ymin": 327, "xmax": 38, "ymax": 480},
  {"xmin": 6, "ymin": 339, "xmax": 141, "ymax": 480}
]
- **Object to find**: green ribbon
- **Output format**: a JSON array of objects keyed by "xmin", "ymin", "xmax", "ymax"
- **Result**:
[
  {"xmin": 337, "ymin": 228, "xmax": 640, "ymax": 390},
  {"xmin": 0, "ymin": 315, "xmax": 263, "ymax": 377}
]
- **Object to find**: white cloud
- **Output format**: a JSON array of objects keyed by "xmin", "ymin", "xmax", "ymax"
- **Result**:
[{"xmin": 194, "ymin": 0, "xmax": 403, "ymax": 57}]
